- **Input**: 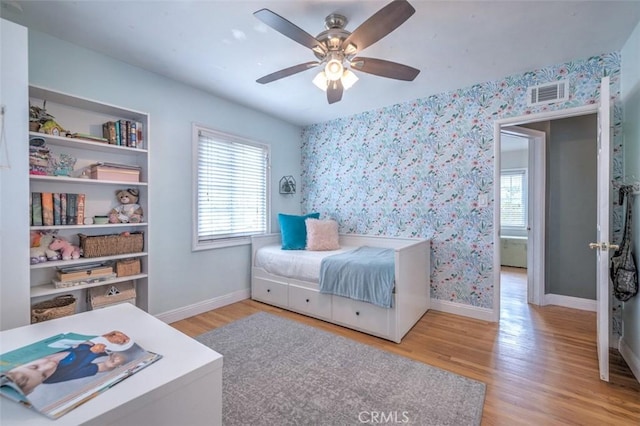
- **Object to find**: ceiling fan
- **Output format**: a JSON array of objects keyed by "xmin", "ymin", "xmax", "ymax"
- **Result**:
[{"xmin": 254, "ymin": 0, "xmax": 420, "ymax": 105}]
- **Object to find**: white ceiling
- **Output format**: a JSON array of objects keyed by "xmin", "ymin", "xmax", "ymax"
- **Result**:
[{"xmin": 2, "ymin": 1, "xmax": 640, "ymax": 126}]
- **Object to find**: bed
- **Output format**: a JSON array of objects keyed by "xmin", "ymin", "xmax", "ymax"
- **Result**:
[{"xmin": 251, "ymin": 233, "xmax": 431, "ymax": 343}]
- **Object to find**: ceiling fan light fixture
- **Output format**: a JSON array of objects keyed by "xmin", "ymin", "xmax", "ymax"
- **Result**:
[
  {"xmin": 341, "ymin": 69, "xmax": 358, "ymax": 90},
  {"xmin": 312, "ymin": 71, "xmax": 328, "ymax": 91},
  {"xmin": 325, "ymin": 58, "xmax": 344, "ymax": 81}
]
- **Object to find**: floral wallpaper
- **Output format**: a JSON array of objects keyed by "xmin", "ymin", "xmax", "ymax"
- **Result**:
[{"xmin": 301, "ymin": 53, "xmax": 623, "ymax": 319}]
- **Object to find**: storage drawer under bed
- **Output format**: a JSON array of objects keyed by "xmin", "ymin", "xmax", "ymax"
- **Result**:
[
  {"xmin": 288, "ymin": 285, "xmax": 332, "ymax": 321},
  {"xmin": 252, "ymin": 272, "xmax": 288, "ymax": 308},
  {"xmin": 331, "ymin": 295, "xmax": 392, "ymax": 338}
]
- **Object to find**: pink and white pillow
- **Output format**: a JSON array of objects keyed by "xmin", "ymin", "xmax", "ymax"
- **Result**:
[{"xmin": 305, "ymin": 218, "xmax": 340, "ymax": 251}]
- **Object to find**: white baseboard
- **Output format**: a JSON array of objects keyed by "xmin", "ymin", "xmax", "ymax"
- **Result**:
[
  {"xmin": 619, "ymin": 337, "xmax": 640, "ymax": 384},
  {"xmin": 430, "ymin": 299, "xmax": 494, "ymax": 322},
  {"xmin": 156, "ymin": 288, "xmax": 250, "ymax": 324},
  {"xmin": 544, "ymin": 294, "xmax": 596, "ymax": 312}
]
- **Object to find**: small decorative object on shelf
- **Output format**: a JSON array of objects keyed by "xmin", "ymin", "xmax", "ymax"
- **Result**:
[
  {"xmin": 93, "ymin": 215, "xmax": 109, "ymax": 224},
  {"xmin": 109, "ymin": 189, "xmax": 143, "ymax": 223},
  {"xmin": 279, "ymin": 175, "xmax": 296, "ymax": 194},
  {"xmin": 29, "ymin": 101, "xmax": 55, "ymax": 132},
  {"xmin": 48, "ymin": 236, "xmax": 80, "ymax": 261},
  {"xmin": 47, "ymin": 153, "xmax": 77, "ymax": 177},
  {"xmin": 30, "ymin": 231, "xmax": 60, "ymax": 264},
  {"xmin": 29, "ymin": 137, "xmax": 49, "ymax": 175}
]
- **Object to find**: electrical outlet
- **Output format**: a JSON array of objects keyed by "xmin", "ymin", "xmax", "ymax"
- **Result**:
[{"xmin": 478, "ymin": 194, "xmax": 488, "ymax": 207}]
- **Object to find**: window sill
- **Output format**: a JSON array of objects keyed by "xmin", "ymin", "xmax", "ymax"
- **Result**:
[{"xmin": 192, "ymin": 236, "xmax": 251, "ymax": 251}]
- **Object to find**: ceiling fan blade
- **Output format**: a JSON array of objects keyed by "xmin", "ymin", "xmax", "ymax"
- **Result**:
[
  {"xmin": 327, "ymin": 79, "xmax": 344, "ymax": 104},
  {"xmin": 342, "ymin": 0, "xmax": 415, "ymax": 53},
  {"xmin": 256, "ymin": 61, "xmax": 320, "ymax": 84},
  {"xmin": 254, "ymin": 9, "xmax": 326, "ymax": 55},
  {"xmin": 350, "ymin": 57, "xmax": 420, "ymax": 81}
]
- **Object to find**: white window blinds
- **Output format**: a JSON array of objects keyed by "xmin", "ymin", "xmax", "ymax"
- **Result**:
[
  {"xmin": 500, "ymin": 170, "xmax": 527, "ymax": 229},
  {"xmin": 195, "ymin": 127, "xmax": 269, "ymax": 248}
]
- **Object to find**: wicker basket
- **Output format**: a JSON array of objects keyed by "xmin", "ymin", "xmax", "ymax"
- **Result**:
[
  {"xmin": 79, "ymin": 232, "xmax": 144, "ymax": 258},
  {"xmin": 31, "ymin": 294, "xmax": 77, "ymax": 323},
  {"xmin": 116, "ymin": 258, "xmax": 141, "ymax": 277},
  {"xmin": 88, "ymin": 282, "xmax": 136, "ymax": 310}
]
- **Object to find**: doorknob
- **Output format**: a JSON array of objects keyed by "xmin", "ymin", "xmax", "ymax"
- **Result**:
[{"xmin": 589, "ymin": 242, "xmax": 620, "ymax": 251}]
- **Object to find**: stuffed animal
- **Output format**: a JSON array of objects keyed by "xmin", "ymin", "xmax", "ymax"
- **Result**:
[
  {"xmin": 109, "ymin": 189, "xmax": 143, "ymax": 224},
  {"xmin": 49, "ymin": 237, "xmax": 81, "ymax": 261},
  {"xmin": 30, "ymin": 231, "xmax": 61, "ymax": 264}
]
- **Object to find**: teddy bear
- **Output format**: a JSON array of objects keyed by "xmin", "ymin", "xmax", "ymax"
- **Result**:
[
  {"xmin": 109, "ymin": 188, "xmax": 143, "ymax": 223},
  {"xmin": 49, "ymin": 236, "xmax": 81, "ymax": 261},
  {"xmin": 30, "ymin": 231, "xmax": 61, "ymax": 264}
]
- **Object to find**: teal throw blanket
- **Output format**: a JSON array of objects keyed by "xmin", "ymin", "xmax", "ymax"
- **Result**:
[{"xmin": 319, "ymin": 246, "xmax": 395, "ymax": 308}]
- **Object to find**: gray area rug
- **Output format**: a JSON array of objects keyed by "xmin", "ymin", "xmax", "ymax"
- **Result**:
[{"xmin": 196, "ymin": 312, "xmax": 485, "ymax": 425}]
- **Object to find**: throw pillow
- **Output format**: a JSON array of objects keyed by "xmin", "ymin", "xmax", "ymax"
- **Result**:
[
  {"xmin": 306, "ymin": 218, "xmax": 340, "ymax": 251},
  {"xmin": 278, "ymin": 212, "xmax": 320, "ymax": 250}
]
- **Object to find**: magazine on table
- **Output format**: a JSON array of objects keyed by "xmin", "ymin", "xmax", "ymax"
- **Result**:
[{"xmin": 0, "ymin": 330, "xmax": 162, "ymax": 419}]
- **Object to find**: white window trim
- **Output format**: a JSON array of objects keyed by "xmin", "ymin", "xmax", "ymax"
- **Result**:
[
  {"xmin": 500, "ymin": 168, "xmax": 528, "ymax": 236},
  {"xmin": 191, "ymin": 123, "xmax": 271, "ymax": 251}
]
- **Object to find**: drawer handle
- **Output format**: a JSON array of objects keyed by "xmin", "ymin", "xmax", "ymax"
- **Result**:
[
  {"xmin": 305, "ymin": 298, "xmax": 310, "ymax": 303},
  {"xmin": 267, "ymin": 289, "xmax": 271, "ymax": 293},
  {"xmin": 355, "ymin": 311, "xmax": 360, "ymax": 316}
]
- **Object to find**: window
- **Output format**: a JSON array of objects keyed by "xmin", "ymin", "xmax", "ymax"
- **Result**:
[
  {"xmin": 193, "ymin": 125, "xmax": 270, "ymax": 250},
  {"xmin": 500, "ymin": 169, "xmax": 527, "ymax": 230}
]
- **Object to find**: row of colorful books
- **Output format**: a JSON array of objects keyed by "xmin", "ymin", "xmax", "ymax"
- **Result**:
[
  {"xmin": 102, "ymin": 120, "xmax": 143, "ymax": 148},
  {"xmin": 31, "ymin": 192, "xmax": 85, "ymax": 226}
]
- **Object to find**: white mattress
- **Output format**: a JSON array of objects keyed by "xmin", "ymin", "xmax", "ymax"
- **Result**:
[{"xmin": 254, "ymin": 245, "xmax": 357, "ymax": 282}]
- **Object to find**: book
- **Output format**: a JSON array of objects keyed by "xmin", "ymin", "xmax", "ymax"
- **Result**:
[
  {"xmin": 31, "ymin": 192, "xmax": 42, "ymax": 226},
  {"xmin": 76, "ymin": 193, "xmax": 86, "ymax": 226},
  {"xmin": 0, "ymin": 330, "xmax": 161, "ymax": 419},
  {"xmin": 135, "ymin": 121, "xmax": 143, "ymax": 149},
  {"xmin": 102, "ymin": 121, "xmax": 117, "ymax": 145},
  {"xmin": 60, "ymin": 193, "xmax": 67, "ymax": 226},
  {"xmin": 41, "ymin": 192, "xmax": 54, "ymax": 226},
  {"xmin": 68, "ymin": 133, "xmax": 109, "ymax": 144},
  {"xmin": 115, "ymin": 120, "xmax": 121, "ymax": 146},
  {"xmin": 66, "ymin": 194, "xmax": 77, "ymax": 225},
  {"xmin": 53, "ymin": 193, "xmax": 61, "ymax": 226},
  {"xmin": 130, "ymin": 121, "xmax": 137, "ymax": 148}
]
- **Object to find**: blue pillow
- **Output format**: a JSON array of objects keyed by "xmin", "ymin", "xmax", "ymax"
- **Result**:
[{"xmin": 279, "ymin": 212, "xmax": 320, "ymax": 250}]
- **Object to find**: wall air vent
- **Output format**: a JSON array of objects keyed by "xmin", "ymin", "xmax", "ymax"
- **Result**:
[{"xmin": 527, "ymin": 80, "xmax": 569, "ymax": 106}]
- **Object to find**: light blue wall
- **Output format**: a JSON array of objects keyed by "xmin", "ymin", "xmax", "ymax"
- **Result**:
[
  {"xmin": 301, "ymin": 54, "xmax": 623, "ymax": 309},
  {"xmin": 621, "ymin": 20, "xmax": 640, "ymax": 375},
  {"xmin": 27, "ymin": 30, "xmax": 303, "ymax": 315}
]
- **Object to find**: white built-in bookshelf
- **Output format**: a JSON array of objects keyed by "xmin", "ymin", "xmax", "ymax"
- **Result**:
[{"xmin": 28, "ymin": 85, "xmax": 150, "ymax": 315}]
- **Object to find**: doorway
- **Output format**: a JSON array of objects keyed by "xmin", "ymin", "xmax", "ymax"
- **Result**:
[{"xmin": 493, "ymin": 104, "xmax": 600, "ymax": 320}]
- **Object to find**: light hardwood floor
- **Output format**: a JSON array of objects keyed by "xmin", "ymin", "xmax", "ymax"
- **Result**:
[{"xmin": 171, "ymin": 267, "xmax": 640, "ymax": 425}]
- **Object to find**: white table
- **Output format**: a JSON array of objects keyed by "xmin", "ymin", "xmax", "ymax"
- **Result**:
[{"xmin": 0, "ymin": 304, "xmax": 222, "ymax": 425}]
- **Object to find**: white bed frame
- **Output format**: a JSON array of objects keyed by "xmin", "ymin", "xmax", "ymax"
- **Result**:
[{"xmin": 251, "ymin": 233, "xmax": 431, "ymax": 343}]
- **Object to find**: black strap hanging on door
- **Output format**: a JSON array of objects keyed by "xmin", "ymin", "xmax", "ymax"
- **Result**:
[{"xmin": 610, "ymin": 185, "xmax": 638, "ymax": 301}]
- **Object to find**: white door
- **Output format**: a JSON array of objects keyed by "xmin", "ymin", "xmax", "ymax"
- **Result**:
[{"xmin": 592, "ymin": 76, "xmax": 611, "ymax": 382}]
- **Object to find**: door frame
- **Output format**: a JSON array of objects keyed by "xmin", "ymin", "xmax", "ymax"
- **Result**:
[
  {"xmin": 500, "ymin": 126, "xmax": 546, "ymax": 306},
  {"xmin": 492, "ymin": 104, "xmax": 599, "ymax": 321}
]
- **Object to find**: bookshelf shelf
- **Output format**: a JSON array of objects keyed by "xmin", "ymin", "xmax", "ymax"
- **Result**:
[
  {"xmin": 28, "ymin": 85, "xmax": 150, "ymax": 315},
  {"xmin": 31, "ymin": 222, "xmax": 147, "ymax": 231},
  {"xmin": 30, "ymin": 175, "xmax": 148, "ymax": 186},
  {"xmin": 31, "ymin": 273, "xmax": 149, "ymax": 298},
  {"xmin": 30, "ymin": 252, "xmax": 148, "ymax": 270},
  {"xmin": 29, "ymin": 131, "xmax": 148, "ymax": 154}
]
